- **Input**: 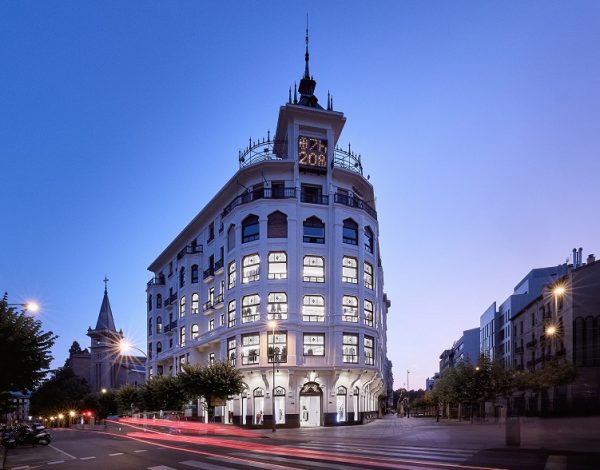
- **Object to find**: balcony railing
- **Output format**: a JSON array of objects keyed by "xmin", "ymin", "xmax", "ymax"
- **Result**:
[
  {"xmin": 214, "ymin": 258, "xmax": 224, "ymax": 273},
  {"xmin": 214, "ymin": 293, "xmax": 224, "ymax": 307},
  {"xmin": 203, "ymin": 266, "xmax": 215, "ymax": 281},
  {"xmin": 333, "ymin": 144, "xmax": 363, "ymax": 175},
  {"xmin": 203, "ymin": 300, "xmax": 214, "ymax": 313},
  {"xmin": 300, "ymin": 192, "xmax": 329, "ymax": 205},
  {"xmin": 177, "ymin": 244, "xmax": 203, "ymax": 260},
  {"xmin": 334, "ymin": 192, "xmax": 377, "ymax": 219},
  {"xmin": 239, "ymin": 134, "xmax": 287, "ymax": 168},
  {"xmin": 163, "ymin": 320, "xmax": 178, "ymax": 333},
  {"xmin": 147, "ymin": 276, "xmax": 165, "ymax": 288},
  {"xmin": 222, "ymin": 186, "xmax": 296, "ymax": 217}
]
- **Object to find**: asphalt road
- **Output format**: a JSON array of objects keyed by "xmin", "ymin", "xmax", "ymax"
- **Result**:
[{"xmin": 3, "ymin": 417, "xmax": 600, "ymax": 470}]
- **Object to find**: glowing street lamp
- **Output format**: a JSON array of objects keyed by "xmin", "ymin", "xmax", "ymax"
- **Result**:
[
  {"xmin": 119, "ymin": 338, "xmax": 147, "ymax": 357},
  {"xmin": 101, "ymin": 388, "xmax": 107, "ymax": 394},
  {"xmin": 8, "ymin": 300, "xmax": 40, "ymax": 313}
]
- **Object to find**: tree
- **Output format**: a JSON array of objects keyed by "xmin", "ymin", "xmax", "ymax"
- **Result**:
[
  {"xmin": 30, "ymin": 367, "xmax": 90, "ymax": 417},
  {"xmin": 139, "ymin": 375, "xmax": 186, "ymax": 411},
  {"xmin": 0, "ymin": 294, "xmax": 57, "ymax": 412},
  {"xmin": 115, "ymin": 384, "xmax": 142, "ymax": 415},
  {"xmin": 178, "ymin": 361, "xmax": 244, "ymax": 405},
  {"xmin": 81, "ymin": 391, "xmax": 118, "ymax": 419}
]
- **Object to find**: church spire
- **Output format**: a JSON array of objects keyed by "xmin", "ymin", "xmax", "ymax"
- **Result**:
[
  {"xmin": 94, "ymin": 277, "xmax": 117, "ymax": 332},
  {"xmin": 304, "ymin": 14, "xmax": 310, "ymax": 79}
]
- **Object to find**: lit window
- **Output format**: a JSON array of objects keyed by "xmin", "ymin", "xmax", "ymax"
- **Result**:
[
  {"xmin": 342, "ymin": 256, "xmax": 358, "ymax": 283},
  {"xmin": 364, "ymin": 299, "xmax": 374, "ymax": 327},
  {"xmin": 242, "ymin": 254, "xmax": 260, "ymax": 283},
  {"xmin": 191, "ymin": 265, "xmax": 199, "ymax": 283},
  {"xmin": 364, "ymin": 262, "xmax": 373, "ymax": 290},
  {"xmin": 242, "ymin": 294, "xmax": 260, "ymax": 323},
  {"xmin": 180, "ymin": 326, "xmax": 186, "ymax": 347},
  {"xmin": 220, "ymin": 312, "xmax": 225, "ymax": 326},
  {"xmin": 365, "ymin": 227, "xmax": 374, "ymax": 254},
  {"xmin": 209, "ymin": 318, "xmax": 214, "ymax": 331},
  {"xmin": 156, "ymin": 316, "xmax": 163, "ymax": 334},
  {"xmin": 228, "ymin": 300, "xmax": 236, "ymax": 327},
  {"xmin": 191, "ymin": 293, "xmax": 199, "ymax": 314},
  {"xmin": 179, "ymin": 296, "xmax": 186, "ymax": 318},
  {"xmin": 209, "ymin": 352, "xmax": 215, "ymax": 364},
  {"xmin": 342, "ymin": 295, "xmax": 358, "ymax": 323},
  {"xmin": 343, "ymin": 334, "xmax": 358, "ymax": 363},
  {"xmin": 303, "ymin": 295, "xmax": 325, "ymax": 322},
  {"xmin": 303, "ymin": 216, "xmax": 325, "ymax": 244},
  {"xmin": 228, "ymin": 261, "xmax": 236, "ymax": 289},
  {"xmin": 303, "ymin": 334, "xmax": 325, "ymax": 356},
  {"xmin": 342, "ymin": 218, "xmax": 358, "ymax": 245},
  {"xmin": 242, "ymin": 215, "xmax": 259, "ymax": 243},
  {"xmin": 268, "ymin": 332, "xmax": 287, "ymax": 363},
  {"xmin": 242, "ymin": 334, "xmax": 260, "ymax": 365},
  {"xmin": 268, "ymin": 251, "xmax": 287, "ymax": 279},
  {"xmin": 365, "ymin": 336, "xmax": 374, "ymax": 365},
  {"xmin": 267, "ymin": 292, "xmax": 288, "ymax": 320},
  {"xmin": 228, "ymin": 337, "xmax": 236, "ymax": 366},
  {"xmin": 191, "ymin": 324, "xmax": 199, "ymax": 339},
  {"xmin": 179, "ymin": 267, "xmax": 185, "ymax": 288},
  {"xmin": 303, "ymin": 255, "xmax": 324, "ymax": 282}
]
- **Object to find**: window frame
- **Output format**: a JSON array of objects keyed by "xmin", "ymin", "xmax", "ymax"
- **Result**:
[
  {"xmin": 242, "ymin": 215, "xmax": 260, "ymax": 243},
  {"xmin": 343, "ymin": 334, "xmax": 359, "ymax": 363},
  {"xmin": 241, "ymin": 333, "xmax": 260, "ymax": 365},
  {"xmin": 302, "ymin": 295, "xmax": 325, "ymax": 322},
  {"xmin": 303, "ymin": 255, "xmax": 325, "ymax": 282},
  {"xmin": 242, "ymin": 294, "xmax": 260, "ymax": 323},
  {"xmin": 364, "ymin": 299, "xmax": 374, "ymax": 327},
  {"xmin": 364, "ymin": 261, "xmax": 373, "ymax": 290},
  {"xmin": 303, "ymin": 333, "xmax": 325, "ymax": 356},
  {"xmin": 342, "ymin": 295, "xmax": 359, "ymax": 323},
  {"xmin": 242, "ymin": 253, "xmax": 260, "ymax": 284},
  {"xmin": 364, "ymin": 335, "xmax": 375, "ymax": 365},
  {"xmin": 303, "ymin": 216, "xmax": 325, "ymax": 244},
  {"xmin": 342, "ymin": 256, "xmax": 358, "ymax": 284},
  {"xmin": 267, "ymin": 292, "xmax": 288, "ymax": 320},
  {"xmin": 268, "ymin": 251, "xmax": 288, "ymax": 280},
  {"xmin": 342, "ymin": 218, "xmax": 358, "ymax": 245}
]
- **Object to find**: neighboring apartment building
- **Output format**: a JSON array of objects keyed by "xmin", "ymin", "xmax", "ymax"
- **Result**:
[
  {"xmin": 439, "ymin": 327, "xmax": 480, "ymax": 374},
  {"xmin": 71, "ymin": 284, "xmax": 145, "ymax": 392},
  {"xmin": 480, "ymin": 265, "xmax": 567, "ymax": 368},
  {"xmin": 145, "ymin": 43, "xmax": 389, "ymax": 427},
  {"xmin": 5, "ymin": 391, "xmax": 30, "ymax": 424},
  {"xmin": 512, "ymin": 253, "xmax": 600, "ymax": 414}
]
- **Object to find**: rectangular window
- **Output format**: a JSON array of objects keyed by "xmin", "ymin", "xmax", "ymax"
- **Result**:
[
  {"xmin": 242, "ymin": 294, "xmax": 260, "ymax": 323},
  {"xmin": 180, "ymin": 327, "xmax": 186, "ymax": 347},
  {"xmin": 209, "ymin": 352, "xmax": 215, "ymax": 364},
  {"xmin": 268, "ymin": 251, "xmax": 288, "ymax": 279},
  {"xmin": 343, "ymin": 334, "xmax": 358, "ymax": 363},
  {"xmin": 241, "ymin": 333, "xmax": 260, "ymax": 365},
  {"xmin": 208, "ymin": 222, "xmax": 215, "ymax": 243},
  {"xmin": 242, "ymin": 254, "xmax": 260, "ymax": 283},
  {"xmin": 301, "ymin": 184, "xmax": 323, "ymax": 204},
  {"xmin": 303, "ymin": 223, "xmax": 325, "ymax": 243},
  {"xmin": 228, "ymin": 300, "xmax": 236, "ymax": 327},
  {"xmin": 342, "ymin": 295, "xmax": 358, "ymax": 322},
  {"xmin": 364, "ymin": 299, "xmax": 374, "ymax": 327},
  {"xmin": 209, "ymin": 287, "xmax": 215, "ymax": 305},
  {"xmin": 267, "ymin": 292, "xmax": 288, "ymax": 320},
  {"xmin": 303, "ymin": 334, "xmax": 325, "ymax": 356},
  {"xmin": 209, "ymin": 319, "xmax": 214, "ymax": 331},
  {"xmin": 302, "ymin": 295, "xmax": 325, "ymax": 322},
  {"xmin": 342, "ymin": 256, "xmax": 358, "ymax": 283},
  {"xmin": 179, "ymin": 296, "xmax": 186, "ymax": 318},
  {"xmin": 364, "ymin": 336, "xmax": 374, "ymax": 365},
  {"xmin": 228, "ymin": 261, "xmax": 236, "ymax": 289},
  {"xmin": 364, "ymin": 262, "xmax": 373, "ymax": 290},
  {"xmin": 191, "ymin": 293, "xmax": 199, "ymax": 314},
  {"xmin": 267, "ymin": 332, "xmax": 287, "ymax": 363},
  {"xmin": 303, "ymin": 255, "xmax": 325, "ymax": 282},
  {"xmin": 228, "ymin": 337, "xmax": 236, "ymax": 366},
  {"xmin": 220, "ymin": 313, "xmax": 225, "ymax": 326}
]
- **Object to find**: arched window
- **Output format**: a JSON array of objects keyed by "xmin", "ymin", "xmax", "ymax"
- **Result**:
[
  {"xmin": 342, "ymin": 295, "xmax": 358, "ymax": 322},
  {"xmin": 148, "ymin": 295, "xmax": 152, "ymax": 312},
  {"xmin": 267, "ymin": 292, "xmax": 288, "ymax": 320},
  {"xmin": 191, "ymin": 293, "xmax": 199, "ymax": 314},
  {"xmin": 179, "ymin": 296, "xmax": 186, "ymax": 318},
  {"xmin": 180, "ymin": 326, "xmax": 186, "ymax": 347},
  {"xmin": 267, "ymin": 211, "xmax": 288, "ymax": 238},
  {"xmin": 364, "ymin": 227, "xmax": 374, "ymax": 254},
  {"xmin": 303, "ymin": 216, "xmax": 325, "ymax": 244},
  {"xmin": 228, "ymin": 299, "xmax": 236, "ymax": 327},
  {"xmin": 242, "ymin": 294, "xmax": 260, "ymax": 323},
  {"xmin": 242, "ymin": 215, "xmax": 259, "ymax": 243},
  {"xmin": 179, "ymin": 266, "xmax": 186, "ymax": 288},
  {"xmin": 242, "ymin": 254, "xmax": 260, "ymax": 283},
  {"xmin": 191, "ymin": 324, "xmax": 199, "ymax": 340},
  {"xmin": 191, "ymin": 265, "xmax": 199, "ymax": 283},
  {"xmin": 227, "ymin": 224, "xmax": 236, "ymax": 251},
  {"xmin": 302, "ymin": 295, "xmax": 325, "ymax": 322},
  {"xmin": 343, "ymin": 218, "xmax": 358, "ymax": 245},
  {"xmin": 156, "ymin": 294, "xmax": 162, "ymax": 308},
  {"xmin": 156, "ymin": 316, "xmax": 163, "ymax": 334},
  {"xmin": 156, "ymin": 341, "xmax": 162, "ymax": 353},
  {"xmin": 364, "ymin": 299, "xmax": 374, "ymax": 327}
]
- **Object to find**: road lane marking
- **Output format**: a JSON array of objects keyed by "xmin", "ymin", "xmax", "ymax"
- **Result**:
[
  {"xmin": 48, "ymin": 461, "xmax": 65, "ymax": 465},
  {"xmin": 49, "ymin": 444, "xmax": 77, "ymax": 460},
  {"xmin": 148, "ymin": 466, "xmax": 177, "ymax": 470},
  {"xmin": 12, "ymin": 466, "xmax": 30, "ymax": 470},
  {"xmin": 232, "ymin": 453, "xmax": 353, "ymax": 470},
  {"xmin": 80, "ymin": 457, "xmax": 96, "ymax": 460},
  {"xmin": 109, "ymin": 452, "xmax": 124, "ymax": 456},
  {"xmin": 180, "ymin": 461, "xmax": 240, "ymax": 470},
  {"xmin": 545, "ymin": 455, "xmax": 567, "ymax": 470},
  {"xmin": 134, "ymin": 449, "xmax": 148, "ymax": 453}
]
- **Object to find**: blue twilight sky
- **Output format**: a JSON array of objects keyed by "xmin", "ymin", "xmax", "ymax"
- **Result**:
[{"xmin": 2, "ymin": 1, "xmax": 599, "ymax": 390}]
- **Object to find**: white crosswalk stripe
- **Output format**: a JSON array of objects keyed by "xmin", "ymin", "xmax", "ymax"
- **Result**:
[{"xmin": 180, "ymin": 460, "xmax": 241, "ymax": 470}]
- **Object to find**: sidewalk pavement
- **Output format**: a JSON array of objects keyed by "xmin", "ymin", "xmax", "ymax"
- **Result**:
[{"xmin": 256, "ymin": 414, "xmax": 600, "ymax": 453}]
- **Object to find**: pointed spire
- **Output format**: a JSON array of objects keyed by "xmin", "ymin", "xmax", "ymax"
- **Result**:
[
  {"xmin": 293, "ymin": 82, "xmax": 298, "ymax": 104},
  {"xmin": 288, "ymin": 87, "xmax": 292, "ymax": 104},
  {"xmin": 95, "ymin": 278, "xmax": 117, "ymax": 331},
  {"xmin": 304, "ymin": 14, "xmax": 310, "ymax": 79}
]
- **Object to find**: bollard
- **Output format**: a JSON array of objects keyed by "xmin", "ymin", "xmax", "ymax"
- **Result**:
[{"xmin": 505, "ymin": 416, "xmax": 520, "ymax": 446}]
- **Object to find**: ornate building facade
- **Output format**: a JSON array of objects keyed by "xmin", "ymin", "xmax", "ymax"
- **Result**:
[{"xmin": 145, "ymin": 40, "xmax": 391, "ymax": 427}]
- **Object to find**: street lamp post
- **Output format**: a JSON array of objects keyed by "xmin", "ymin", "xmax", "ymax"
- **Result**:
[{"xmin": 268, "ymin": 320, "xmax": 277, "ymax": 432}]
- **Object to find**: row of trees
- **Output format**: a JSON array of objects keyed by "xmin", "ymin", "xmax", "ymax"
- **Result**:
[
  {"xmin": 30, "ymin": 360, "xmax": 245, "ymax": 420},
  {"xmin": 424, "ymin": 356, "xmax": 578, "ymax": 419}
]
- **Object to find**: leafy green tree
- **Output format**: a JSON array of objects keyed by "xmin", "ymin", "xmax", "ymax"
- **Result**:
[
  {"xmin": 30, "ymin": 367, "xmax": 90, "ymax": 417},
  {"xmin": 139, "ymin": 375, "xmax": 186, "ymax": 411},
  {"xmin": 178, "ymin": 361, "xmax": 244, "ymax": 405},
  {"xmin": 0, "ymin": 294, "xmax": 57, "ymax": 401},
  {"xmin": 81, "ymin": 391, "xmax": 118, "ymax": 419},
  {"xmin": 115, "ymin": 384, "xmax": 142, "ymax": 415}
]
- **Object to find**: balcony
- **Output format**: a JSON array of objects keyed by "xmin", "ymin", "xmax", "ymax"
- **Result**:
[
  {"xmin": 147, "ymin": 276, "xmax": 165, "ymax": 288},
  {"xmin": 333, "ymin": 144, "xmax": 363, "ymax": 176},
  {"xmin": 177, "ymin": 244, "xmax": 203, "ymax": 260},
  {"xmin": 214, "ymin": 258, "xmax": 224, "ymax": 275},
  {"xmin": 333, "ymin": 193, "xmax": 377, "ymax": 220},
  {"xmin": 203, "ymin": 266, "xmax": 215, "ymax": 282},
  {"xmin": 163, "ymin": 320, "xmax": 178, "ymax": 334},
  {"xmin": 300, "ymin": 192, "xmax": 329, "ymax": 205},
  {"xmin": 203, "ymin": 300, "xmax": 214, "ymax": 314},
  {"xmin": 221, "ymin": 186, "xmax": 296, "ymax": 218},
  {"xmin": 214, "ymin": 293, "xmax": 224, "ymax": 309},
  {"xmin": 163, "ymin": 293, "xmax": 177, "ymax": 308}
]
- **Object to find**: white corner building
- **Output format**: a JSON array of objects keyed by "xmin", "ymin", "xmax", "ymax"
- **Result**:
[{"xmin": 146, "ymin": 40, "xmax": 390, "ymax": 427}]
